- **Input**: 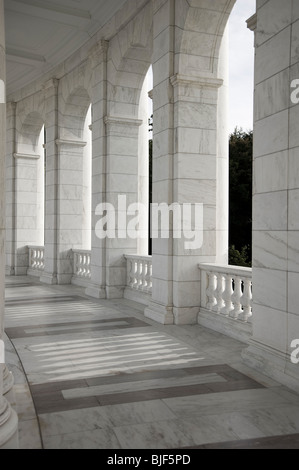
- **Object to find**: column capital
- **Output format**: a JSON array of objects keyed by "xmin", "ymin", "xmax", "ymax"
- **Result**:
[
  {"xmin": 13, "ymin": 153, "xmax": 40, "ymax": 160},
  {"xmin": 170, "ymin": 74, "xmax": 223, "ymax": 104},
  {"xmin": 170, "ymin": 74, "xmax": 223, "ymax": 90},
  {"xmin": 55, "ymin": 139, "xmax": 87, "ymax": 148},
  {"xmin": 104, "ymin": 116, "xmax": 143, "ymax": 136},
  {"xmin": 104, "ymin": 116, "xmax": 143, "ymax": 127},
  {"xmin": 247, "ymin": 13, "xmax": 257, "ymax": 33}
]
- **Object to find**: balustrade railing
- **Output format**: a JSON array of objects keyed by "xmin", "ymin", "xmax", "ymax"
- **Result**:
[
  {"xmin": 73, "ymin": 250, "xmax": 91, "ymax": 280},
  {"xmin": 125, "ymin": 255, "xmax": 152, "ymax": 296},
  {"xmin": 28, "ymin": 246, "xmax": 45, "ymax": 272},
  {"xmin": 199, "ymin": 264, "xmax": 252, "ymax": 323}
]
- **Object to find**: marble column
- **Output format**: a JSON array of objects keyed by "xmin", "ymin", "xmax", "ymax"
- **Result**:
[
  {"xmin": 41, "ymin": 78, "xmax": 59, "ymax": 285},
  {"xmin": 145, "ymin": 0, "xmax": 226, "ymax": 325},
  {"xmin": 242, "ymin": 0, "xmax": 299, "ymax": 393},
  {"xmin": 5, "ymin": 102, "xmax": 17, "ymax": 276},
  {"xmin": 55, "ymin": 139, "xmax": 87, "ymax": 284},
  {"xmin": 104, "ymin": 115, "xmax": 141, "ymax": 299},
  {"xmin": 0, "ymin": 0, "xmax": 19, "ymax": 449},
  {"xmin": 85, "ymin": 41, "xmax": 108, "ymax": 299}
]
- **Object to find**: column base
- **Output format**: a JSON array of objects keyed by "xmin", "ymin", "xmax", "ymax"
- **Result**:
[
  {"xmin": 85, "ymin": 284, "xmax": 106, "ymax": 299},
  {"xmin": 27, "ymin": 268, "xmax": 42, "ymax": 279},
  {"xmin": 0, "ymin": 400, "xmax": 19, "ymax": 449},
  {"xmin": 106, "ymin": 286, "xmax": 125, "ymax": 300},
  {"xmin": 242, "ymin": 339, "xmax": 299, "ymax": 394},
  {"xmin": 144, "ymin": 302, "xmax": 174, "ymax": 325},
  {"xmin": 40, "ymin": 272, "xmax": 58, "ymax": 285},
  {"xmin": 173, "ymin": 306, "xmax": 198, "ymax": 325},
  {"xmin": 5, "ymin": 267, "xmax": 15, "ymax": 276},
  {"xmin": 57, "ymin": 274, "xmax": 73, "ymax": 285}
]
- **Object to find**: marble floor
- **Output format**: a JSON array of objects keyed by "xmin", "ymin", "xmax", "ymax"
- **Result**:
[{"xmin": 4, "ymin": 276, "xmax": 299, "ymax": 449}]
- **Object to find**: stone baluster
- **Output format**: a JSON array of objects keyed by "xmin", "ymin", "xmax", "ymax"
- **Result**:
[
  {"xmin": 206, "ymin": 272, "xmax": 217, "ymax": 310},
  {"xmin": 213, "ymin": 273, "xmax": 225, "ymax": 313},
  {"xmin": 231, "ymin": 276, "xmax": 243, "ymax": 319},
  {"xmin": 141, "ymin": 260, "xmax": 147, "ymax": 292},
  {"xmin": 220, "ymin": 274, "xmax": 234, "ymax": 316},
  {"xmin": 132, "ymin": 260, "xmax": 138, "ymax": 290},
  {"xmin": 240, "ymin": 278, "xmax": 252, "ymax": 322}
]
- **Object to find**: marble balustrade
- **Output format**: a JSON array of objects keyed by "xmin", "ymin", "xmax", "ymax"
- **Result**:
[
  {"xmin": 198, "ymin": 263, "xmax": 253, "ymax": 343},
  {"xmin": 71, "ymin": 250, "xmax": 91, "ymax": 287},
  {"xmin": 28, "ymin": 246, "xmax": 45, "ymax": 273},
  {"xmin": 124, "ymin": 255, "xmax": 152, "ymax": 305}
]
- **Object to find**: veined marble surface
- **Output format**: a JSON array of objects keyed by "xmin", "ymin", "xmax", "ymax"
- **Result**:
[{"xmin": 3, "ymin": 276, "xmax": 299, "ymax": 449}]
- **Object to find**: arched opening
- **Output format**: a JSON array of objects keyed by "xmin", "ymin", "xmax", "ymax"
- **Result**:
[
  {"xmin": 37, "ymin": 124, "xmax": 45, "ymax": 247},
  {"xmin": 82, "ymin": 104, "xmax": 92, "ymax": 250},
  {"xmin": 18, "ymin": 112, "xmax": 45, "ymax": 248},
  {"xmin": 138, "ymin": 66, "xmax": 153, "ymax": 256},
  {"xmin": 228, "ymin": 0, "xmax": 255, "ymax": 267},
  {"xmin": 60, "ymin": 87, "xmax": 92, "ymax": 252}
]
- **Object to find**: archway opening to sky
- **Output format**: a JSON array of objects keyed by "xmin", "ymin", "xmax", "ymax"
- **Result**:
[{"xmin": 229, "ymin": 0, "xmax": 255, "ymax": 134}]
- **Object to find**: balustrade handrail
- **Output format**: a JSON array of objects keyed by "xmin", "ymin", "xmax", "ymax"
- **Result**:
[
  {"xmin": 198, "ymin": 263, "xmax": 252, "ymax": 276},
  {"xmin": 72, "ymin": 249, "xmax": 92, "ymax": 255},
  {"xmin": 124, "ymin": 254, "xmax": 152, "ymax": 261}
]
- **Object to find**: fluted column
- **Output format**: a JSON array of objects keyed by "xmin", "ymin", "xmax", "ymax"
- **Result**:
[{"xmin": 0, "ymin": 0, "xmax": 19, "ymax": 449}]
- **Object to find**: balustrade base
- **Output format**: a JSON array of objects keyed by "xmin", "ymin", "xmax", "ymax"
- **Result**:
[
  {"xmin": 71, "ymin": 276, "xmax": 91, "ymax": 289},
  {"xmin": 124, "ymin": 287, "xmax": 151, "ymax": 306},
  {"xmin": 198, "ymin": 308, "xmax": 252, "ymax": 343},
  {"xmin": 242, "ymin": 340, "xmax": 299, "ymax": 394},
  {"xmin": 27, "ymin": 268, "xmax": 43, "ymax": 278},
  {"xmin": 173, "ymin": 306, "xmax": 198, "ymax": 325},
  {"xmin": 40, "ymin": 272, "xmax": 58, "ymax": 285},
  {"xmin": 144, "ymin": 302, "xmax": 174, "ymax": 325}
]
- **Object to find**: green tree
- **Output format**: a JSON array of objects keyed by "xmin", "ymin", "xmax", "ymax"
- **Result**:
[{"xmin": 229, "ymin": 127, "xmax": 253, "ymax": 267}]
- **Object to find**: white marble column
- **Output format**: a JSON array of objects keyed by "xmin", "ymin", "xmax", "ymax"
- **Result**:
[
  {"xmin": 242, "ymin": 1, "xmax": 299, "ymax": 393},
  {"xmin": 55, "ymin": 139, "xmax": 87, "ymax": 284},
  {"xmin": 104, "ymin": 115, "xmax": 141, "ymax": 299},
  {"xmin": 5, "ymin": 102, "xmax": 17, "ymax": 275},
  {"xmin": 145, "ymin": 0, "xmax": 226, "ymax": 325},
  {"xmin": 85, "ymin": 41, "xmax": 108, "ymax": 299},
  {"xmin": 41, "ymin": 79, "xmax": 59, "ymax": 285},
  {"xmin": 0, "ymin": 0, "xmax": 19, "ymax": 449},
  {"xmin": 145, "ymin": 0, "xmax": 176, "ymax": 325}
]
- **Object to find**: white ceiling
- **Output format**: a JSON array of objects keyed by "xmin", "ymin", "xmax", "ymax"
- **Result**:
[{"xmin": 4, "ymin": 0, "xmax": 128, "ymax": 95}]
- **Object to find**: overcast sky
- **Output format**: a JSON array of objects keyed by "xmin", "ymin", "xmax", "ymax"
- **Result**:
[{"xmin": 229, "ymin": 0, "xmax": 256, "ymax": 133}]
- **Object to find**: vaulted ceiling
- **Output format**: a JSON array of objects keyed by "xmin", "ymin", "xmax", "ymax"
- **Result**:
[{"xmin": 4, "ymin": 0, "xmax": 128, "ymax": 95}]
